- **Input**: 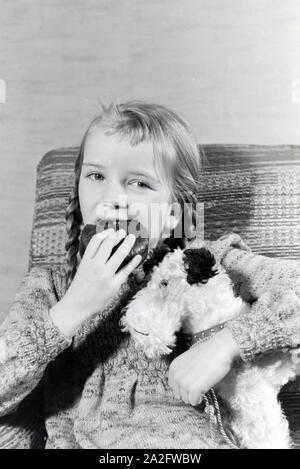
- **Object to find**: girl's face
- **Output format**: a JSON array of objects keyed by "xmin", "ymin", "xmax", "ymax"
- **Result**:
[{"xmin": 78, "ymin": 128, "xmax": 180, "ymax": 251}]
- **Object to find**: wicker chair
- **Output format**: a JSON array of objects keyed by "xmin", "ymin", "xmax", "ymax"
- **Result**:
[{"xmin": 26, "ymin": 144, "xmax": 300, "ymax": 448}]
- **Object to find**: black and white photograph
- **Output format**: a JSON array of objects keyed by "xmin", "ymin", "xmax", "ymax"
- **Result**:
[{"xmin": 0, "ymin": 0, "xmax": 300, "ymax": 453}]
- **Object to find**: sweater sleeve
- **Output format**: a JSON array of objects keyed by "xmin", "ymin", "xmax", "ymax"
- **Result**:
[
  {"xmin": 205, "ymin": 233, "xmax": 300, "ymax": 363},
  {"xmin": 225, "ymin": 290, "xmax": 300, "ymax": 362},
  {"xmin": 0, "ymin": 266, "xmax": 72, "ymax": 417}
]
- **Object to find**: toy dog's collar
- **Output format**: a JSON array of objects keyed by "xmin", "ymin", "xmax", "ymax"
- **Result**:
[{"xmin": 184, "ymin": 322, "xmax": 227, "ymax": 347}]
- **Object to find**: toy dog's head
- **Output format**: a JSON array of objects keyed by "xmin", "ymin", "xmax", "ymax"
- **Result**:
[{"xmin": 120, "ymin": 245, "xmax": 243, "ymax": 358}]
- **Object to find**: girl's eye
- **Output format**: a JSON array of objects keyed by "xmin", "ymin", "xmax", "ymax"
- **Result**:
[
  {"xmin": 87, "ymin": 173, "xmax": 104, "ymax": 181},
  {"xmin": 87, "ymin": 174, "xmax": 152, "ymax": 189},
  {"xmin": 130, "ymin": 180, "xmax": 152, "ymax": 190}
]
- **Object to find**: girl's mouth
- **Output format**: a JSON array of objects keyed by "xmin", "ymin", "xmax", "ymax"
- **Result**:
[{"xmin": 96, "ymin": 218, "xmax": 139, "ymax": 233}]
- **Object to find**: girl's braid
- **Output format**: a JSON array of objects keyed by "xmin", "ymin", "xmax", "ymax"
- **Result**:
[{"xmin": 65, "ymin": 151, "xmax": 83, "ymax": 289}]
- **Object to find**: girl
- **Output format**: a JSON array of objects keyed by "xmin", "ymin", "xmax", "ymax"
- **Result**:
[{"xmin": 0, "ymin": 100, "xmax": 299, "ymax": 449}]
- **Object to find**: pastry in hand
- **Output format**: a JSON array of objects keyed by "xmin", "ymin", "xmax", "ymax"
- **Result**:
[{"xmin": 79, "ymin": 219, "xmax": 149, "ymax": 273}]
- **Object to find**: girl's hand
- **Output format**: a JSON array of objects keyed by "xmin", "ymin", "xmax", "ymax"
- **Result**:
[
  {"xmin": 168, "ymin": 328, "xmax": 241, "ymax": 406},
  {"xmin": 50, "ymin": 228, "xmax": 142, "ymax": 339}
]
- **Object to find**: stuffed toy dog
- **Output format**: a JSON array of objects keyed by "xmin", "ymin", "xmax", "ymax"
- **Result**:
[{"xmin": 120, "ymin": 239, "xmax": 300, "ymax": 449}]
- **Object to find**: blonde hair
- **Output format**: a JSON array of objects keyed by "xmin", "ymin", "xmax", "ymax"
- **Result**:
[{"xmin": 65, "ymin": 100, "xmax": 204, "ymax": 288}]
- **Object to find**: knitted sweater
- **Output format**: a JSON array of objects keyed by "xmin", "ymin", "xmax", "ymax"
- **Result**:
[{"xmin": 0, "ymin": 234, "xmax": 299, "ymax": 449}]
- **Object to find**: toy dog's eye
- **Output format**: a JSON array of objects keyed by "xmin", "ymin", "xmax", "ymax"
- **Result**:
[{"xmin": 160, "ymin": 279, "xmax": 168, "ymax": 288}]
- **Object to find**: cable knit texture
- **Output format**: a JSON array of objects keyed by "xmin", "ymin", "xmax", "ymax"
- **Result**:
[{"xmin": 0, "ymin": 234, "xmax": 299, "ymax": 448}]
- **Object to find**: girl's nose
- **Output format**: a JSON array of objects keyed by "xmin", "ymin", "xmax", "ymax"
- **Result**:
[
  {"xmin": 96, "ymin": 191, "xmax": 129, "ymax": 219},
  {"xmin": 104, "ymin": 182, "xmax": 128, "ymax": 206}
]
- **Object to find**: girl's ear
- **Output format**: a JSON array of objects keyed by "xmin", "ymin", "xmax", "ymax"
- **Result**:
[{"xmin": 182, "ymin": 247, "xmax": 219, "ymax": 285}]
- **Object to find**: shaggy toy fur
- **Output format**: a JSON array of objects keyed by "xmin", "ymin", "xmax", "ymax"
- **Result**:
[{"xmin": 120, "ymin": 243, "xmax": 300, "ymax": 449}]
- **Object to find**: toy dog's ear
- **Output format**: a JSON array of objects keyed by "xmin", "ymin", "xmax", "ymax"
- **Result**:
[
  {"xmin": 183, "ymin": 247, "xmax": 218, "ymax": 285},
  {"xmin": 142, "ymin": 244, "xmax": 172, "ymax": 276}
]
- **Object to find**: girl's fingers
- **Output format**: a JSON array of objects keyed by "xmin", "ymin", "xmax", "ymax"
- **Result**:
[
  {"xmin": 94, "ymin": 229, "xmax": 126, "ymax": 263},
  {"xmin": 115, "ymin": 254, "xmax": 143, "ymax": 283},
  {"xmin": 105, "ymin": 233, "xmax": 137, "ymax": 272},
  {"xmin": 179, "ymin": 387, "xmax": 189, "ymax": 405},
  {"xmin": 84, "ymin": 229, "xmax": 115, "ymax": 259},
  {"xmin": 188, "ymin": 389, "xmax": 203, "ymax": 407},
  {"xmin": 169, "ymin": 367, "xmax": 203, "ymax": 406}
]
